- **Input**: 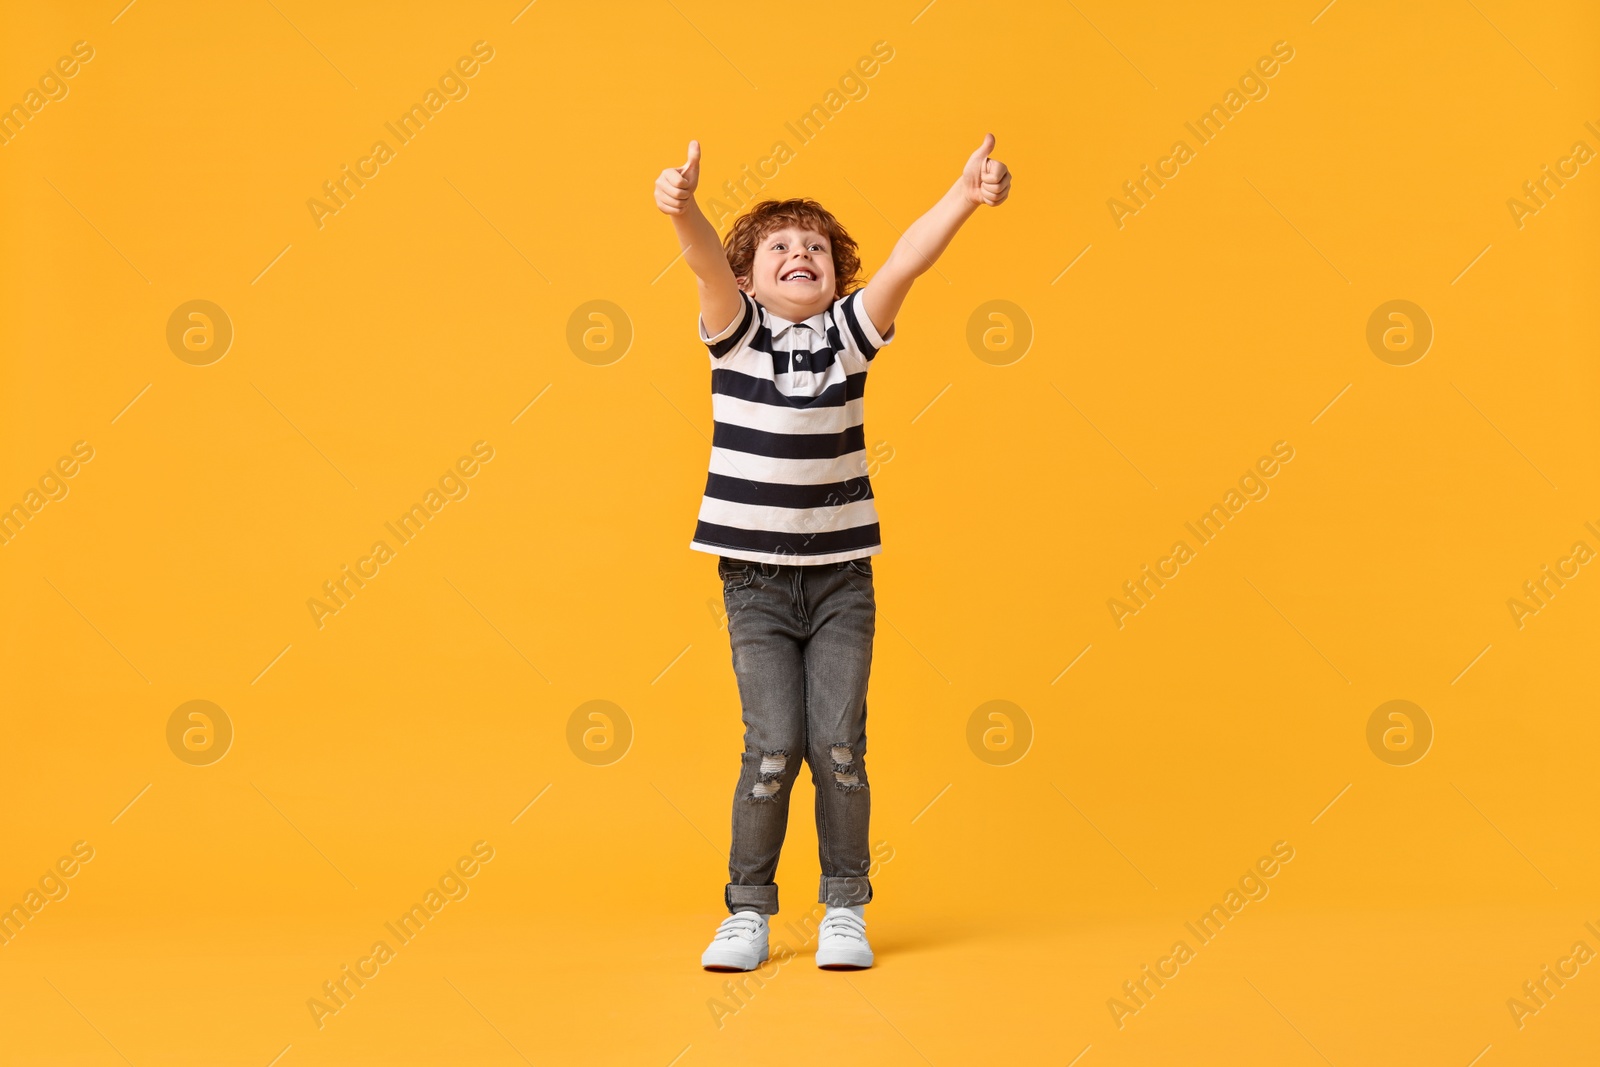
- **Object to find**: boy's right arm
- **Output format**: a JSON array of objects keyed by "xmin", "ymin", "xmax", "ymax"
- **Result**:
[{"xmin": 655, "ymin": 140, "xmax": 744, "ymax": 338}]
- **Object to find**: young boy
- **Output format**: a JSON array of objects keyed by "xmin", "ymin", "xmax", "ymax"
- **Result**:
[{"xmin": 654, "ymin": 135, "xmax": 1012, "ymax": 970}]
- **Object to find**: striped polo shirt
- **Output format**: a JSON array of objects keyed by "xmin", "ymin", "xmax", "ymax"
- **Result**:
[{"xmin": 689, "ymin": 287, "xmax": 894, "ymax": 565}]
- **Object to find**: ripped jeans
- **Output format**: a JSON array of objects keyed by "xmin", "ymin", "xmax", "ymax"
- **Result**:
[{"xmin": 718, "ymin": 555, "xmax": 876, "ymax": 915}]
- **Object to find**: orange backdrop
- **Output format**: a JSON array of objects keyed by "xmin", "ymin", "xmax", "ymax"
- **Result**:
[{"xmin": 1, "ymin": 1, "xmax": 1596, "ymax": 1064}]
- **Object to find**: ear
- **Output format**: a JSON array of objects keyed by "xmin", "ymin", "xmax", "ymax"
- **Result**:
[{"xmin": 735, "ymin": 275, "xmax": 753, "ymax": 293}]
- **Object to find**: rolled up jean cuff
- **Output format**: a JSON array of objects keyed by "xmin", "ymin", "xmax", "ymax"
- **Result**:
[
  {"xmin": 726, "ymin": 883, "xmax": 779, "ymax": 915},
  {"xmin": 820, "ymin": 875, "xmax": 872, "ymax": 907}
]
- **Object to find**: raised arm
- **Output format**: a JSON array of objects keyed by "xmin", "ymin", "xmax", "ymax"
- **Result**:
[
  {"xmin": 861, "ymin": 133, "xmax": 1012, "ymax": 338},
  {"xmin": 655, "ymin": 140, "xmax": 744, "ymax": 337}
]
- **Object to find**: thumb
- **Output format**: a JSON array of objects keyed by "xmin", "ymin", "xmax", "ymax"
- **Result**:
[
  {"xmin": 965, "ymin": 133, "xmax": 995, "ymax": 172},
  {"xmin": 680, "ymin": 139, "xmax": 701, "ymax": 176}
]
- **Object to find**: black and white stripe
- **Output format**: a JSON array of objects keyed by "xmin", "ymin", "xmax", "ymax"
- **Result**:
[{"xmin": 690, "ymin": 288, "xmax": 893, "ymax": 565}]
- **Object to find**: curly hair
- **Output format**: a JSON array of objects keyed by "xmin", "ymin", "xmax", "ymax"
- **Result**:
[{"xmin": 722, "ymin": 198, "xmax": 862, "ymax": 299}]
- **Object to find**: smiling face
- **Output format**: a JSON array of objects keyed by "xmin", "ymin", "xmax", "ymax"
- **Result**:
[{"xmin": 739, "ymin": 224, "xmax": 837, "ymax": 321}]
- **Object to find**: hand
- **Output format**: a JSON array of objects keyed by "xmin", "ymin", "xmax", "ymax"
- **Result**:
[
  {"xmin": 958, "ymin": 133, "xmax": 1011, "ymax": 207},
  {"xmin": 655, "ymin": 139, "xmax": 702, "ymax": 215}
]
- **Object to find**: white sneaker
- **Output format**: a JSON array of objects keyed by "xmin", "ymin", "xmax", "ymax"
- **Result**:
[
  {"xmin": 701, "ymin": 910, "xmax": 769, "ymax": 971},
  {"xmin": 815, "ymin": 905, "xmax": 873, "ymax": 969}
]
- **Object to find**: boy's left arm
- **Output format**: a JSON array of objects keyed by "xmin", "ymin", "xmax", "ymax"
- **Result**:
[{"xmin": 860, "ymin": 133, "xmax": 1012, "ymax": 338}]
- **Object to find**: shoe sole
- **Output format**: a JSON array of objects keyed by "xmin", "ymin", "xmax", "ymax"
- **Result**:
[
  {"xmin": 815, "ymin": 952, "xmax": 874, "ymax": 970},
  {"xmin": 701, "ymin": 948, "xmax": 770, "ymax": 972}
]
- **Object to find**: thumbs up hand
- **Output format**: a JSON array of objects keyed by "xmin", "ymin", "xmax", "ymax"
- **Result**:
[
  {"xmin": 655, "ymin": 140, "xmax": 702, "ymax": 216},
  {"xmin": 959, "ymin": 133, "xmax": 1012, "ymax": 207}
]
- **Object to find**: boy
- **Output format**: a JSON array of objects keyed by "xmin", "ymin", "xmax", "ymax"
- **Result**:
[{"xmin": 653, "ymin": 135, "xmax": 1011, "ymax": 970}]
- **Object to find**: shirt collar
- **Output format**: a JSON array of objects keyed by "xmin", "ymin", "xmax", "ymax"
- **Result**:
[{"xmin": 758, "ymin": 300, "xmax": 830, "ymax": 339}]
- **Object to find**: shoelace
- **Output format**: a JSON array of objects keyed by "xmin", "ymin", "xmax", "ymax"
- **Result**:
[
  {"xmin": 819, "ymin": 912, "xmax": 867, "ymax": 943},
  {"xmin": 712, "ymin": 913, "xmax": 764, "ymax": 942}
]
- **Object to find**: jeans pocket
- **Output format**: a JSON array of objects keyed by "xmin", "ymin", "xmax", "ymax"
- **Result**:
[
  {"xmin": 719, "ymin": 558, "xmax": 757, "ymax": 589},
  {"xmin": 844, "ymin": 557, "xmax": 873, "ymax": 577}
]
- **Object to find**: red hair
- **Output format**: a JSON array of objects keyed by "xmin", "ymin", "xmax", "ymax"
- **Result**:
[{"xmin": 722, "ymin": 198, "xmax": 862, "ymax": 299}]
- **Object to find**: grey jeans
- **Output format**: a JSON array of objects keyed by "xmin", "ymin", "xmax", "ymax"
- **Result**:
[{"xmin": 718, "ymin": 555, "xmax": 876, "ymax": 915}]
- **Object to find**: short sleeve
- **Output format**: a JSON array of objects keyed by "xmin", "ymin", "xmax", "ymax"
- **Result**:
[
  {"xmin": 700, "ymin": 291, "xmax": 758, "ymax": 360},
  {"xmin": 837, "ymin": 289, "xmax": 895, "ymax": 362}
]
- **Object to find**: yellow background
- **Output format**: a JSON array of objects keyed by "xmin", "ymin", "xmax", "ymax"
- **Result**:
[{"xmin": 3, "ymin": 0, "xmax": 1597, "ymax": 1063}]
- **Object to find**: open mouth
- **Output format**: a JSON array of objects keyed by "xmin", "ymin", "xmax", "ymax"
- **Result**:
[{"xmin": 780, "ymin": 268, "xmax": 816, "ymax": 283}]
